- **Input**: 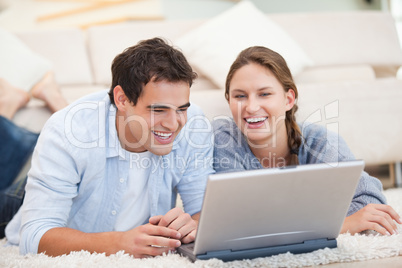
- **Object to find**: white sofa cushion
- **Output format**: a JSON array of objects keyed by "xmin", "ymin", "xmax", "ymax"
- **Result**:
[
  {"xmin": 295, "ymin": 64, "xmax": 376, "ymax": 84},
  {"xmin": 296, "ymin": 79, "xmax": 402, "ymax": 165},
  {"xmin": 16, "ymin": 28, "xmax": 93, "ymax": 85},
  {"xmin": 175, "ymin": 0, "xmax": 313, "ymax": 89},
  {"xmin": 86, "ymin": 20, "xmax": 203, "ymax": 86},
  {"xmin": 269, "ymin": 11, "xmax": 402, "ymax": 68},
  {"xmin": 189, "ymin": 88, "xmax": 231, "ymax": 121},
  {"xmin": 0, "ymin": 28, "xmax": 52, "ymax": 91}
]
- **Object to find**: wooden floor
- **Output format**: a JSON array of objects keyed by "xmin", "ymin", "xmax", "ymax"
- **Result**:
[
  {"xmin": 315, "ymin": 255, "xmax": 402, "ymax": 267},
  {"xmin": 365, "ymin": 164, "xmax": 397, "ymax": 189}
]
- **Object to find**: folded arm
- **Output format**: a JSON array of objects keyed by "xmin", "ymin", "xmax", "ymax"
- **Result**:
[
  {"xmin": 38, "ymin": 223, "xmax": 183, "ymax": 258},
  {"xmin": 149, "ymin": 207, "xmax": 199, "ymax": 244}
]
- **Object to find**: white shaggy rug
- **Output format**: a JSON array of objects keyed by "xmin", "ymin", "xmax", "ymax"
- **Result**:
[{"xmin": 1, "ymin": 188, "xmax": 402, "ymax": 268}]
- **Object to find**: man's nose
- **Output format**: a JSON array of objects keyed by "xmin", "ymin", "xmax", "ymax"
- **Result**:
[{"xmin": 161, "ymin": 110, "xmax": 182, "ymax": 130}]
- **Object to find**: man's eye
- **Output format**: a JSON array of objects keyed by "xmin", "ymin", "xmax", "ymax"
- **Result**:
[
  {"xmin": 152, "ymin": 109, "xmax": 165, "ymax": 113},
  {"xmin": 177, "ymin": 108, "xmax": 188, "ymax": 113},
  {"xmin": 234, "ymin": 95, "xmax": 246, "ymax": 99}
]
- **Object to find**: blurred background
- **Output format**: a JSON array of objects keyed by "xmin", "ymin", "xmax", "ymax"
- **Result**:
[
  {"xmin": 1, "ymin": 0, "xmax": 401, "ymax": 189},
  {"xmin": 0, "ymin": 0, "xmax": 398, "ymax": 30},
  {"xmin": 1, "ymin": 0, "xmax": 401, "ymax": 60}
]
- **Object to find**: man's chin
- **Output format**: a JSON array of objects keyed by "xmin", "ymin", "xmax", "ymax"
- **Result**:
[{"xmin": 148, "ymin": 145, "xmax": 174, "ymax": 156}]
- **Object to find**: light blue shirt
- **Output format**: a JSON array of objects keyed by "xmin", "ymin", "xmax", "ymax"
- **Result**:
[{"xmin": 6, "ymin": 91, "xmax": 214, "ymax": 254}]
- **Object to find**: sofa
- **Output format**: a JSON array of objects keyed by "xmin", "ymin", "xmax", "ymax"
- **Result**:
[{"xmin": 9, "ymin": 3, "xmax": 402, "ymax": 184}]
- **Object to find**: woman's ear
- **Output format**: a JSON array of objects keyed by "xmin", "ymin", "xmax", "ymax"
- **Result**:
[
  {"xmin": 285, "ymin": 89, "xmax": 296, "ymax": 111},
  {"xmin": 113, "ymin": 85, "xmax": 128, "ymax": 112}
]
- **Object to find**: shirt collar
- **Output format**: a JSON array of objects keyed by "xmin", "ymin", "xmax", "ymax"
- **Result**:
[{"xmin": 106, "ymin": 103, "xmax": 121, "ymax": 158}]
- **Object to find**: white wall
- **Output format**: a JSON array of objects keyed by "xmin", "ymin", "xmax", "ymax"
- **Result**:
[{"xmin": 162, "ymin": 0, "xmax": 382, "ymax": 20}]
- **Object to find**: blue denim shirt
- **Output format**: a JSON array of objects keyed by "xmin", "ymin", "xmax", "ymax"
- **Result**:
[
  {"xmin": 212, "ymin": 118, "xmax": 386, "ymax": 217},
  {"xmin": 6, "ymin": 91, "xmax": 214, "ymax": 254}
]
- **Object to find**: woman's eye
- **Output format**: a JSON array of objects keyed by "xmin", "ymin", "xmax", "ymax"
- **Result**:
[{"xmin": 260, "ymin": 93, "xmax": 270, "ymax": 97}]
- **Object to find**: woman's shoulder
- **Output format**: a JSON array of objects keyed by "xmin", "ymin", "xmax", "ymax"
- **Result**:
[
  {"xmin": 298, "ymin": 122, "xmax": 353, "ymax": 163},
  {"xmin": 300, "ymin": 123, "xmax": 339, "ymax": 147},
  {"xmin": 212, "ymin": 117, "xmax": 236, "ymax": 130},
  {"xmin": 212, "ymin": 117, "xmax": 249, "ymax": 152}
]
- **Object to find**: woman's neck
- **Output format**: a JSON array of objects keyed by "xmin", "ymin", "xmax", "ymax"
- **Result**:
[{"xmin": 248, "ymin": 123, "xmax": 291, "ymax": 168}]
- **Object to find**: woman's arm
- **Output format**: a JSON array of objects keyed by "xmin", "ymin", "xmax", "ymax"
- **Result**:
[
  {"xmin": 301, "ymin": 124, "xmax": 401, "ymax": 234},
  {"xmin": 341, "ymin": 204, "xmax": 401, "ymax": 235}
]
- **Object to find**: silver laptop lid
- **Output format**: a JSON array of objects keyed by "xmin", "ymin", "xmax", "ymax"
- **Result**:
[{"xmin": 194, "ymin": 161, "xmax": 364, "ymax": 255}]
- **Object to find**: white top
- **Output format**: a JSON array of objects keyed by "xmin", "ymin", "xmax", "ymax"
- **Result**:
[{"xmin": 114, "ymin": 149, "xmax": 153, "ymax": 231}]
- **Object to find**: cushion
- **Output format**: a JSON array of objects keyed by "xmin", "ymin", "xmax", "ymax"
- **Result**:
[
  {"xmin": 269, "ymin": 11, "xmax": 402, "ymax": 67},
  {"xmin": 0, "ymin": 28, "xmax": 52, "ymax": 91},
  {"xmin": 175, "ymin": 0, "xmax": 313, "ymax": 89},
  {"xmin": 16, "ymin": 28, "xmax": 93, "ymax": 86},
  {"xmin": 296, "ymin": 79, "xmax": 402, "ymax": 165},
  {"xmin": 86, "ymin": 20, "xmax": 204, "ymax": 85},
  {"xmin": 189, "ymin": 88, "xmax": 231, "ymax": 120},
  {"xmin": 294, "ymin": 64, "xmax": 376, "ymax": 84}
]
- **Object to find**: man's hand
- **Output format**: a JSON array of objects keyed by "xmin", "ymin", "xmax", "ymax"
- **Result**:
[
  {"xmin": 119, "ymin": 223, "xmax": 182, "ymax": 258},
  {"xmin": 341, "ymin": 204, "xmax": 402, "ymax": 235},
  {"xmin": 149, "ymin": 207, "xmax": 198, "ymax": 244}
]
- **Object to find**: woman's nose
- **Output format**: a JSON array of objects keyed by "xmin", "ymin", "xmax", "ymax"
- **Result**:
[{"xmin": 245, "ymin": 97, "xmax": 260, "ymax": 114}]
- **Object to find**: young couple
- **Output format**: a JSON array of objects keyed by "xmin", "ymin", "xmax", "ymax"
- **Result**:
[{"xmin": 1, "ymin": 38, "xmax": 400, "ymax": 258}]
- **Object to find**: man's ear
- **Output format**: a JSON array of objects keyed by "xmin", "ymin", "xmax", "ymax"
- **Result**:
[
  {"xmin": 285, "ymin": 89, "xmax": 296, "ymax": 111},
  {"xmin": 113, "ymin": 86, "xmax": 129, "ymax": 112}
]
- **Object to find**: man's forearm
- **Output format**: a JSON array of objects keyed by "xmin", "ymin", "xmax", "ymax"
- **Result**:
[{"xmin": 38, "ymin": 227, "xmax": 123, "ymax": 257}]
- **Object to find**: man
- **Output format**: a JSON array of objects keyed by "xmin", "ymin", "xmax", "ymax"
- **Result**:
[{"xmin": 5, "ymin": 38, "xmax": 214, "ymax": 258}]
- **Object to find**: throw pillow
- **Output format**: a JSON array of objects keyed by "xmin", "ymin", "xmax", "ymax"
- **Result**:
[
  {"xmin": 176, "ymin": 0, "xmax": 313, "ymax": 89},
  {"xmin": 0, "ymin": 28, "xmax": 52, "ymax": 91}
]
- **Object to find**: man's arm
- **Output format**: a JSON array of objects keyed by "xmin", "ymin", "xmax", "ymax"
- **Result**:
[{"xmin": 38, "ymin": 224, "xmax": 183, "ymax": 258}]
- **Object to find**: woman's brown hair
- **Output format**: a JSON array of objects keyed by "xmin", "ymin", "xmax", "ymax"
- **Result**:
[{"xmin": 225, "ymin": 46, "xmax": 302, "ymax": 165}]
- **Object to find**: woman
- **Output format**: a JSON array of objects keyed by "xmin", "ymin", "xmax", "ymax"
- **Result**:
[{"xmin": 213, "ymin": 46, "xmax": 401, "ymax": 236}]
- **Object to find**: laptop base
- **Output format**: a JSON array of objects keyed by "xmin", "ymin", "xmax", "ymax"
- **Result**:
[{"xmin": 178, "ymin": 238, "xmax": 337, "ymax": 262}]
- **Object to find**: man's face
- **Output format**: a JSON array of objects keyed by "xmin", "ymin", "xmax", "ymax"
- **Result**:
[{"xmin": 115, "ymin": 80, "xmax": 190, "ymax": 155}]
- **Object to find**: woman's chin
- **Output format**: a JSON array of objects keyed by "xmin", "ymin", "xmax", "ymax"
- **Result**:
[{"xmin": 243, "ymin": 132, "xmax": 271, "ymax": 147}]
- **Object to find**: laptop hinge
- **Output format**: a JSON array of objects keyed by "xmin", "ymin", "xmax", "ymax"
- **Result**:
[
  {"xmin": 303, "ymin": 238, "xmax": 336, "ymax": 244},
  {"xmin": 197, "ymin": 239, "xmax": 337, "ymax": 262},
  {"xmin": 204, "ymin": 249, "xmax": 232, "ymax": 256},
  {"xmin": 202, "ymin": 239, "xmax": 336, "ymax": 256}
]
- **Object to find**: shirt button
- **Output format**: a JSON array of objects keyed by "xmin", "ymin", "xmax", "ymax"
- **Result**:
[
  {"xmin": 119, "ymin": 178, "xmax": 124, "ymax": 183},
  {"xmin": 111, "ymin": 210, "xmax": 116, "ymax": 215}
]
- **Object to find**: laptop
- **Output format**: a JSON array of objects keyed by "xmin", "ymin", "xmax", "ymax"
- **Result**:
[{"xmin": 178, "ymin": 160, "xmax": 364, "ymax": 262}]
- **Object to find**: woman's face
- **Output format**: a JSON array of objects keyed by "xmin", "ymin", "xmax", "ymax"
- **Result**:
[{"xmin": 228, "ymin": 63, "xmax": 295, "ymax": 147}]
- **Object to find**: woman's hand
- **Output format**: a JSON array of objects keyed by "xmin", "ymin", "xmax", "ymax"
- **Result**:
[{"xmin": 341, "ymin": 204, "xmax": 402, "ymax": 235}]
